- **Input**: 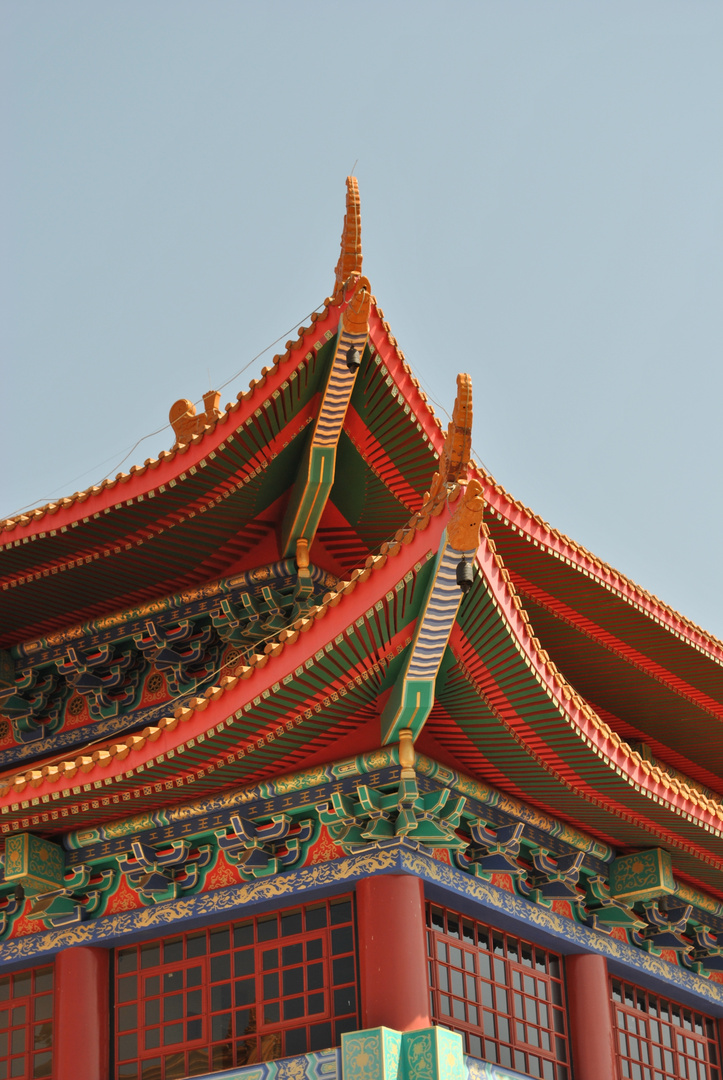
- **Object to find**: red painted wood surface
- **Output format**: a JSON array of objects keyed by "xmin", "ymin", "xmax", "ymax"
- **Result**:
[
  {"xmin": 565, "ymin": 953, "xmax": 618, "ymax": 1080},
  {"xmin": 55, "ymin": 946, "xmax": 109, "ymax": 1080},
  {"xmin": 356, "ymin": 874, "xmax": 431, "ymax": 1031}
]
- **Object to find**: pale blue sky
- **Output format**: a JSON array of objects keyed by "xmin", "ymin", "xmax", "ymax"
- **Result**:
[{"xmin": 3, "ymin": 2, "xmax": 723, "ymax": 636}]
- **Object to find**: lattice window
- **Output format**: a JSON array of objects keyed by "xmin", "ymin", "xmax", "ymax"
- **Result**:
[
  {"xmin": 0, "ymin": 964, "xmax": 54, "ymax": 1079},
  {"xmin": 115, "ymin": 895, "xmax": 358, "ymax": 1079},
  {"xmin": 426, "ymin": 903, "xmax": 569, "ymax": 1080},
  {"xmin": 612, "ymin": 977, "xmax": 721, "ymax": 1080}
]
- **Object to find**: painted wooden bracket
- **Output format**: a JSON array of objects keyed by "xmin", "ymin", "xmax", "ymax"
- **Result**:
[
  {"xmin": 380, "ymin": 479, "xmax": 485, "ymax": 745},
  {"xmin": 117, "ymin": 839, "xmax": 212, "ymax": 905},
  {"xmin": 215, "ymin": 812, "xmax": 315, "ymax": 880},
  {"xmin": 280, "ymin": 279, "xmax": 371, "ymax": 558}
]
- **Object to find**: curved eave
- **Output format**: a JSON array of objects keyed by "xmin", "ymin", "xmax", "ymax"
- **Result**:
[
  {"xmin": 2, "ymin": 301, "xmax": 441, "ymax": 546},
  {"xmin": 506, "ymin": 592, "xmax": 723, "ymax": 791},
  {"xmin": 0, "ymin": 298, "xmax": 443, "ymax": 648},
  {"xmin": 480, "ymin": 480, "xmax": 723, "ymax": 782},
  {"xmin": 0, "ymin": 504, "xmax": 447, "ymax": 830},
  {"xmin": 7, "ymin": 271, "xmax": 720, "ymax": 672},
  {"xmin": 435, "ymin": 518, "xmax": 723, "ymax": 888},
  {"xmin": 479, "ymin": 469, "xmax": 723, "ymax": 669},
  {"xmin": 1, "ymin": 300, "xmax": 345, "ymax": 544}
]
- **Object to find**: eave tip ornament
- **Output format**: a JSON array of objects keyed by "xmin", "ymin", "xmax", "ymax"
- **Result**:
[
  {"xmin": 423, "ymin": 372, "xmax": 484, "ymax": 552},
  {"xmin": 334, "ymin": 176, "xmax": 363, "ymax": 297},
  {"xmin": 426, "ymin": 373, "xmax": 474, "ymax": 507},
  {"xmin": 169, "ymin": 390, "xmax": 221, "ymax": 448}
]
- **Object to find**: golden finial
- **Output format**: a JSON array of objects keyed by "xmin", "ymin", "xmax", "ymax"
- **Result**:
[
  {"xmin": 334, "ymin": 177, "xmax": 362, "ymax": 295},
  {"xmin": 425, "ymin": 373, "xmax": 474, "ymax": 507}
]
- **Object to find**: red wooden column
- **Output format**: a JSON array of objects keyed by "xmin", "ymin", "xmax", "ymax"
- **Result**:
[
  {"xmin": 55, "ymin": 946, "xmax": 110, "ymax": 1080},
  {"xmin": 356, "ymin": 874, "xmax": 431, "ymax": 1031},
  {"xmin": 565, "ymin": 953, "xmax": 618, "ymax": 1080}
]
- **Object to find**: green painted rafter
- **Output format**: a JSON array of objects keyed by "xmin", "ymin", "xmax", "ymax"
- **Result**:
[{"xmin": 281, "ymin": 295, "xmax": 370, "ymax": 558}]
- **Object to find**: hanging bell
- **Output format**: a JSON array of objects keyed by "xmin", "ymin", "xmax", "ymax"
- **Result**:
[
  {"xmin": 456, "ymin": 555, "xmax": 474, "ymax": 595},
  {"xmin": 346, "ymin": 346, "xmax": 361, "ymax": 373}
]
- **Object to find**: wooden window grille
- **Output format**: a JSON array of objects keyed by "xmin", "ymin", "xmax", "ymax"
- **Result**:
[
  {"xmin": 426, "ymin": 903, "xmax": 569, "ymax": 1080},
  {"xmin": 114, "ymin": 895, "xmax": 358, "ymax": 1079},
  {"xmin": 0, "ymin": 964, "xmax": 54, "ymax": 1080},
  {"xmin": 612, "ymin": 977, "xmax": 721, "ymax": 1080}
]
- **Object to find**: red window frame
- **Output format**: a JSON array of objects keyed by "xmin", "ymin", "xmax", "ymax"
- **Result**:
[
  {"xmin": 426, "ymin": 903, "xmax": 570, "ymax": 1080},
  {"xmin": 612, "ymin": 976, "xmax": 722, "ymax": 1080},
  {"xmin": 114, "ymin": 895, "xmax": 359, "ymax": 1080},
  {"xmin": 0, "ymin": 964, "xmax": 54, "ymax": 1080}
]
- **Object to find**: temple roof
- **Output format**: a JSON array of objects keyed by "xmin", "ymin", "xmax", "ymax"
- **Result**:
[
  {"xmin": 2, "ymin": 488, "xmax": 722, "ymax": 889},
  {"xmin": 2, "ymin": 178, "xmax": 723, "ymax": 902}
]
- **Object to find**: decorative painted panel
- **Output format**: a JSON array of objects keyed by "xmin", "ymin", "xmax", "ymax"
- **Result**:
[
  {"xmin": 404, "ymin": 1027, "xmax": 465, "ymax": 1080},
  {"xmin": 342, "ymin": 1028, "xmax": 401, "ymax": 1080},
  {"xmin": 342, "ymin": 1027, "xmax": 465, "ymax": 1080},
  {"xmin": 4, "ymin": 834, "xmax": 65, "ymax": 895},
  {"xmin": 609, "ymin": 848, "xmax": 675, "ymax": 904},
  {"xmin": 184, "ymin": 1044, "xmax": 536, "ymax": 1080}
]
